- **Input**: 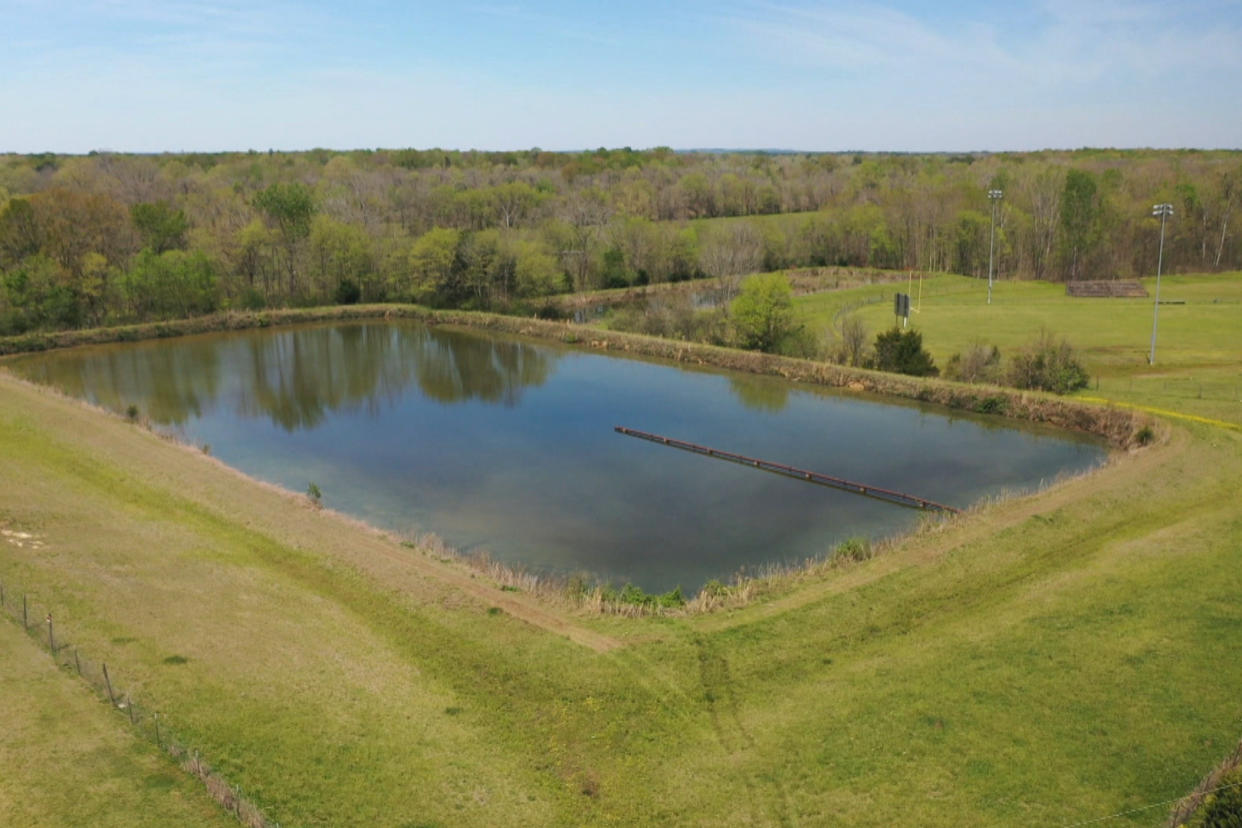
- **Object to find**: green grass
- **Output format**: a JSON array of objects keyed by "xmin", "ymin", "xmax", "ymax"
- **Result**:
[
  {"xmin": 799, "ymin": 271, "xmax": 1242, "ymax": 426},
  {"xmin": 0, "ymin": 621, "xmax": 228, "ymax": 826},
  {"xmin": 1, "ymin": 279, "xmax": 1241, "ymax": 824}
]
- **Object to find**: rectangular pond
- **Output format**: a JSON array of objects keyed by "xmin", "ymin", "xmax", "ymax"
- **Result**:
[{"xmin": 4, "ymin": 321, "xmax": 1107, "ymax": 593}]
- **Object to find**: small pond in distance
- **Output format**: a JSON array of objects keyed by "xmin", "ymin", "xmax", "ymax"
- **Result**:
[{"xmin": 6, "ymin": 322, "xmax": 1107, "ymax": 592}]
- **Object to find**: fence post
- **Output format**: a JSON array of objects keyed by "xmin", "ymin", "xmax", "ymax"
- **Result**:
[
  {"xmin": 1, "ymin": 579, "xmax": 5, "ymax": 606},
  {"xmin": 154, "ymin": 712, "xmax": 161, "ymax": 747},
  {"xmin": 46, "ymin": 614, "xmax": 54, "ymax": 652},
  {"xmin": 102, "ymin": 662, "xmax": 116, "ymax": 706},
  {"xmin": 128, "ymin": 698, "xmax": 135, "ymax": 726},
  {"xmin": 22, "ymin": 594, "xmax": 28, "ymax": 628},
  {"xmin": 74, "ymin": 648, "xmax": 81, "ymax": 676}
]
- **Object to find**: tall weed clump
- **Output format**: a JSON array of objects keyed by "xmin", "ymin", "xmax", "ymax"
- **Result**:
[
  {"xmin": 943, "ymin": 343, "xmax": 1002, "ymax": 384},
  {"xmin": 1167, "ymin": 738, "xmax": 1242, "ymax": 827},
  {"xmin": 1008, "ymin": 330, "xmax": 1089, "ymax": 394}
]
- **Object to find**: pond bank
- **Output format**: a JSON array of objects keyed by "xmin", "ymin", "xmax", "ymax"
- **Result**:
[{"xmin": 0, "ymin": 303, "xmax": 1153, "ymax": 449}]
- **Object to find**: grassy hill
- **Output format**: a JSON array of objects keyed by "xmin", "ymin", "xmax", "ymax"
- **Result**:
[
  {"xmin": 1, "ymin": 275, "xmax": 1240, "ymax": 824},
  {"xmin": 0, "ymin": 620, "xmax": 228, "ymax": 826},
  {"xmin": 798, "ymin": 271, "xmax": 1242, "ymax": 426}
]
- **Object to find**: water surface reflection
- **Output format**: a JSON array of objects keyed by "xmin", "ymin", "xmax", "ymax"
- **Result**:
[{"xmin": 7, "ymin": 321, "xmax": 1107, "ymax": 592}]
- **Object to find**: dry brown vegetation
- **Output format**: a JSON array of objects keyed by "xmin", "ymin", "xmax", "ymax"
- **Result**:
[{"xmin": 1167, "ymin": 738, "xmax": 1242, "ymax": 827}]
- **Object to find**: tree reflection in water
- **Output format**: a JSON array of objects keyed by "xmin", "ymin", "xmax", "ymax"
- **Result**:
[
  {"xmin": 7, "ymin": 322, "xmax": 558, "ymax": 432},
  {"xmin": 727, "ymin": 373, "xmax": 790, "ymax": 413},
  {"xmin": 6, "ymin": 318, "xmax": 1107, "ymax": 593},
  {"xmin": 240, "ymin": 324, "xmax": 558, "ymax": 431},
  {"xmin": 8, "ymin": 337, "xmax": 222, "ymax": 427}
]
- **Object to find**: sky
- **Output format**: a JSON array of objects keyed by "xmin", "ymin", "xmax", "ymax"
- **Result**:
[{"xmin": 2, "ymin": 0, "xmax": 1240, "ymax": 153}]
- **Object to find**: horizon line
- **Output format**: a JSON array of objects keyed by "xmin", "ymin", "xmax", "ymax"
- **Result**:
[{"xmin": 4, "ymin": 145, "xmax": 1241, "ymax": 158}]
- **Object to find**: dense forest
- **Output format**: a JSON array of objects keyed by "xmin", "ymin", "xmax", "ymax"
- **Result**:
[{"xmin": 0, "ymin": 147, "xmax": 1238, "ymax": 334}]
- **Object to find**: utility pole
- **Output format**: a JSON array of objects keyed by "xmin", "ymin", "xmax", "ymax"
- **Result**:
[
  {"xmin": 1149, "ymin": 203, "xmax": 1174, "ymax": 365},
  {"xmin": 987, "ymin": 189, "xmax": 1003, "ymax": 305}
]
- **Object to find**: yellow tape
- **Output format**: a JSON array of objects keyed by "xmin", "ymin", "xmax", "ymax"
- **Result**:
[{"xmin": 1076, "ymin": 395, "xmax": 1242, "ymax": 431}]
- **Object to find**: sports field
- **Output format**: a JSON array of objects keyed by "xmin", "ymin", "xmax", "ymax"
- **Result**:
[{"xmin": 798, "ymin": 271, "xmax": 1242, "ymax": 427}]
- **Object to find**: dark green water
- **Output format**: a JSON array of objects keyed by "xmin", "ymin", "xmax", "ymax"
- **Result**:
[{"xmin": 6, "ymin": 322, "xmax": 1106, "ymax": 592}]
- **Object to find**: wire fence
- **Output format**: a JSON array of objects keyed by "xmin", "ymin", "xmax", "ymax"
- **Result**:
[
  {"xmin": 1095, "ymin": 374, "xmax": 1242, "ymax": 404},
  {"xmin": 0, "ymin": 575, "xmax": 276, "ymax": 828}
]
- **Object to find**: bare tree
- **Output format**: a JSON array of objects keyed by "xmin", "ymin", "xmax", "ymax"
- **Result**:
[
  {"xmin": 1023, "ymin": 167, "xmax": 1062, "ymax": 281},
  {"xmin": 1215, "ymin": 168, "xmax": 1238, "ymax": 269},
  {"xmin": 833, "ymin": 313, "xmax": 869, "ymax": 367},
  {"xmin": 698, "ymin": 221, "xmax": 763, "ymax": 300},
  {"xmin": 559, "ymin": 189, "xmax": 612, "ymax": 291}
]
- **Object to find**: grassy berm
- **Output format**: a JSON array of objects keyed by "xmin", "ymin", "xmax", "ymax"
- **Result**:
[
  {"xmin": 0, "ymin": 620, "xmax": 228, "ymax": 826},
  {"xmin": 1, "ymin": 275, "xmax": 1241, "ymax": 825}
]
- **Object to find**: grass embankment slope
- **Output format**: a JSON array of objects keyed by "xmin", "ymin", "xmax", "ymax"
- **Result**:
[
  {"xmin": 1, "ymin": 278, "xmax": 1240, "ymax": 824},
  {"xmin": 799, "ymin": 271, "xmax": 1242, "ymax": 427},
  {"xmin": 0, "ymin": 619, "xmax": 228, "ymax": 826}
]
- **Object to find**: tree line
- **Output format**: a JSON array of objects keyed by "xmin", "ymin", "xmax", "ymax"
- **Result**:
[{"xmin": 0, "ymin": 147, "xmax": 1238, "ymax": 334}]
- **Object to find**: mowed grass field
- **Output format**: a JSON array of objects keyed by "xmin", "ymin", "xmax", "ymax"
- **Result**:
[
  {"xmin": 0, "ymin": 620, "xmax": 228, "ymax": 826},
  {"xmin": 798, "ymin": 271, "xmax": 1242, "ymax": 426},
  {"xmin": 1, "ymin": 279, "xmax": 1241, "ymax": 824}
]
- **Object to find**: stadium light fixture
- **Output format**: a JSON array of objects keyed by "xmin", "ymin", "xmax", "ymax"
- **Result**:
[
  {"xmin": 987, "ymin": 189, "xmax": 1003, "ymax": 306},
  {"xmin": 1149, "ymin": 203, "xmax": 1174, "ymax": 365}
]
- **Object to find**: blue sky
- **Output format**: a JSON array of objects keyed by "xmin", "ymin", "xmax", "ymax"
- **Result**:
[{"xmin": 2, "ymin": 0, "xmax": 1240, "ymax": 152}]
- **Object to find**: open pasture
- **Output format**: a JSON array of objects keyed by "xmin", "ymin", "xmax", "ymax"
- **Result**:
[
  {"xmin": 798, "ymin": 271, "xmax": 1242, "ymax": 426},
  {"xmin": 2, "ymin": 282, "xmax": 1241, "ymax": 823}
]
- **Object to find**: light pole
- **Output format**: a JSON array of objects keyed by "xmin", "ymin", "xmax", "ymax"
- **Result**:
[
  {"xmin": 1149, "ymin": 202, "xmax": 1174, "ymax": 365},
  {"xmin": 986, "ymin": 189, "xmax": 1003, "ymax": 305}
]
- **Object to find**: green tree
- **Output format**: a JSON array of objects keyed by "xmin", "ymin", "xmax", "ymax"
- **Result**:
[
  {"xmin": 872, "ymin": 327, "xmax": 938, "ymax": 376},
  {"xmin": 78, "ymin": 251, "xmax": 119, "ymax": 326},
  {"xmin": 236, "ymin": 219, "xmax": 277, "ymax": 304},
  {"xmin": 253, "ymin": 182, "xmax": 316, "ymax": 295},
  {"xmin": 14, "ymin": 189, "xmax": 135, "ymax": 278},
  {"xmin": 491, "ymin": 181, "xmax": 543, "ymax": 228},
  {"xmin": 406, "ymin": 227, "xmax": 461, "ymax": 302},
  {"xmin": 121, "ymin": 249, "xmax": 219, "ymax": 320},
  {"xmin": 512, "ymin": 239, "xmax": 562, "ymax": 297},
  {"xmin": 678, "ymin": 172, "xmax": 715, "ymax": 218},
  {"xmin": 841, "ymin": 204, "xmax": 896, "ymax": 267},
  {"xmin": 600, "ymin": 246, "xmax": 630, "ymax": 288},
  {"xmin": 457, "ymin": 228, "xmax": 502, "ymax": 305},
  {"xmin": 0, "ymin": 198, "xmax": 41, "ymax": 265},
  {"xmin": 0, "ymin": 255, "xmax": 80, "ymax": 332},
  {"xmin": 953, "ymin": 209, "xmax": 990, "ymax": 277},
  {"xmin": 730, "ymin": 271, "xmax": 797, "ymax": 352},
  {"xmin": 131, "ymin": 201, "xmax": 189, "ymax": 253},
  {"xmin": 1059, "ymin": 169, "xmax": 1099, "ymax": 280},
  {"xmin": 666, "ymin": 226, "xmax": 700, "ymax": 281},
  {"xmin": 308, "ymin": 215, "xmax": 374, "ymax": 301},
  {"xmin": 253, "ymin": 182, "xmax": 316, "ymax": 241}
]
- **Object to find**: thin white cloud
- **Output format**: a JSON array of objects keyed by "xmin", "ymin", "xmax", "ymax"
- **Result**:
[
  {"xmin": 715, "ymin": 1, "xmax": 1019, "ymax": 83},
  {"xmin": 1, "ymin": 0, "xmax": 1239, "ymax": 151},
  {"xmin": 716, "ymin": 0, "xmax": 1241, "ymax": 87},
  {"xmin": 1037, "ymin": 0, "xmax": 1178, "ymax": 27},
  {"xmin": 465, "ymin": 3, "xmax": 626, "ymax": 47}
]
